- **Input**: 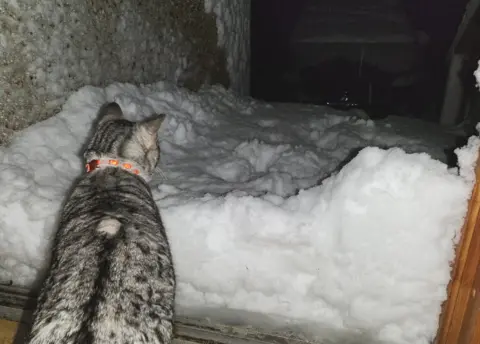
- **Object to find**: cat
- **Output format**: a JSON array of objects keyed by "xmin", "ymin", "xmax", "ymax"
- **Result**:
[{"xmin": 26, "ymin": 102, "xmax": 176, "ymax": 344}]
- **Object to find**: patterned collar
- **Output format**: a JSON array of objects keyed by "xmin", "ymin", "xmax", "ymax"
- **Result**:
[{"xmin": 85, "ymin": 158, "xmax": 143, "ymax": 177}]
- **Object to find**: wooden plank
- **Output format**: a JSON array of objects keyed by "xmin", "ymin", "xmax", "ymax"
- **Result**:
[
  {"xmin": 458, "ymin": 262, "xmax": 480, "ymax": 344},
  {"xmin": 0, "ymin": 318, "xmax": 297, "ymax": 344},
  {"xmin": 0, "ymin": 285, "xmax": 309, "ymax": 344},
  {"xmin": 435, "ymin": 149, "xmax": 480, "ymax": 344},
  {"xmin": 0, "ymin": 319, "xmax": 203, "ymax": 344},
  {"xmin": 0, "ymin": 319, "xmax": 18, "ymax": 344}
]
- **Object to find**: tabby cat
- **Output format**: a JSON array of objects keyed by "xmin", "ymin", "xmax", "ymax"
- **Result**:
[{"xmin": 26, "ymin": 102, "xmax": 176, "ymax": 344}]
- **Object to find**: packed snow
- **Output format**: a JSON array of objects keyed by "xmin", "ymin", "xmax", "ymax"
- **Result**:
[{"xmin": 0, "ymin": 82, "xmax": 477, "ymax": 344}]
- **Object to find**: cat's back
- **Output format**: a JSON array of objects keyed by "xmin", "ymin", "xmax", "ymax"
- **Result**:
[{"xmin": 28, "ymin": 169, "xmax": 175, "ymax": 344}]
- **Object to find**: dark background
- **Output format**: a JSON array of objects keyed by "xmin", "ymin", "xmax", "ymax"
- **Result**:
[{"xmin": 251, "ymin": 0, "xmax": 470, "ymax": 121}]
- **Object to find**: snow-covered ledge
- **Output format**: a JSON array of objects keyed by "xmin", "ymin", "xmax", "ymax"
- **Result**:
[{"xmin": 0, "ymin": 0, "xmax": 250, "ymax": 143}]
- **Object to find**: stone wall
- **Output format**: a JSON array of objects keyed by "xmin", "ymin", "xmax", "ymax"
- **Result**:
[{"xmin": 0, "ymin": 0, "xmax": 250, "ymax": 143}]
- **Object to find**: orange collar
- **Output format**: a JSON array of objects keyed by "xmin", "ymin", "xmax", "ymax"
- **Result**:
[{"xmin": 85, "ymin": 159, "xmax": 141, "ymax": 176}]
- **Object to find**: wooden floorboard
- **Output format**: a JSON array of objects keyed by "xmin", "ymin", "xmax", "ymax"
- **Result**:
[
  {"xmin": 0, "ymin": 319, "xmax": 17, "ymax": 344},
  {"xmin": 0, "ymin": 284, "xmax": 310, "ymax": 344}
]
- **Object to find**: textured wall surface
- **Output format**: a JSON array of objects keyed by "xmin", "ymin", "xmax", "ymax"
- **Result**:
[
  {"xmin": 0, "ymin": 0, "xmax": 250, "ymax": 143},
  {"xmin": 205, "ymin": 0, "xmax": 251, "ymax": 96}
]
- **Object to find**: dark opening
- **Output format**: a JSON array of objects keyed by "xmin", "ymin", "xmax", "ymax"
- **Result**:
[{"xmin": 251, "ymin": 0, "xmax": 470, "ymax": 123}]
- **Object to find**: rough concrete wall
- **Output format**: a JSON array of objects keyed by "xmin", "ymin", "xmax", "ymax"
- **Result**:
[{"xmin": 0, "ymin": 0, "xmax": 250, "ymax": 143}]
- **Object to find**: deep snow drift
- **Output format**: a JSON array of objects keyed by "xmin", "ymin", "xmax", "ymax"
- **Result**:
[{"xmin": 0, "ymin": 82, "xmax": 477, "ymax": 344}]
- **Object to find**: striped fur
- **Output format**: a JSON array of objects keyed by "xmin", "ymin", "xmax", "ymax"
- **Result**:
[{"xmin": 27, "ymin": 103, "xmax": 175, "ymax": 344}]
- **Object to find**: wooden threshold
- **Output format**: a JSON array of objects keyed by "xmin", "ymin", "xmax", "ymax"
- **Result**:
[{"xmin": 0, "ymin": 285, "xmax": 309, "ymax": 344}]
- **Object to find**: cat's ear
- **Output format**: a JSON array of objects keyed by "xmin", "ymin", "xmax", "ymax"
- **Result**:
[
  {"xmin": 140, "ymin": 114, "xmax": 166, "ymax": 135},
  {"xmin": 98, "ymin": 102, "xmax": 124, "ymax": 123}
]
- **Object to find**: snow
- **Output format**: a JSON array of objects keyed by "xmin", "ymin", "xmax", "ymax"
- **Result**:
[
  {"xmin": 0, "ymin": 82, "xmax": 476, "ymax": 344},
  {"xmin": 455, "ymin": 129, "xmax": 480, "ymax": 183},
  {"xmin": 457, "ymin": 63, "xmax": 480, "ymax": 183},
  {"xmin": 475, "ymin": 60, "xmax": 480, "ymax": 89},
  {"xmin": 204, "ymin": 0, "xmax": 250, "ymax": 95}
]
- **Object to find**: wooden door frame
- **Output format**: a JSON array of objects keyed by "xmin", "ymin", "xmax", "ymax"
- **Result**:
[{"xmin": 435, "ymin": 152, "xmax": 480, "ymax": 344}]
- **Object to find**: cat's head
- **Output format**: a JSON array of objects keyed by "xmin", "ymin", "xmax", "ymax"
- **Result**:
[{"xmin": 84, "ymin": 102, "xmax": 166, "ymax": 178}]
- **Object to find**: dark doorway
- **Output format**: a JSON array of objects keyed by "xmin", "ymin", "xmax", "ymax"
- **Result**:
[{"xmin": 251, "ymin": 0, "xmax": 469, "ymax": 123}]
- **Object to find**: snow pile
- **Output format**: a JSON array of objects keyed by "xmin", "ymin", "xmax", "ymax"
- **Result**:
[
  {"xmin": 0, "ymin": 82, "xmax": 476, "ymax": 344},
  {"xmin": 475, "ymin": 60, "xmax": 480, "ymax": 89},
  {"xmin": 166, "ymin": 147, "xmax": 471, "ymax": 344},
  {"xmin": 204, "ymin": 0, "xmax": 251, "ymax": 94}
]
